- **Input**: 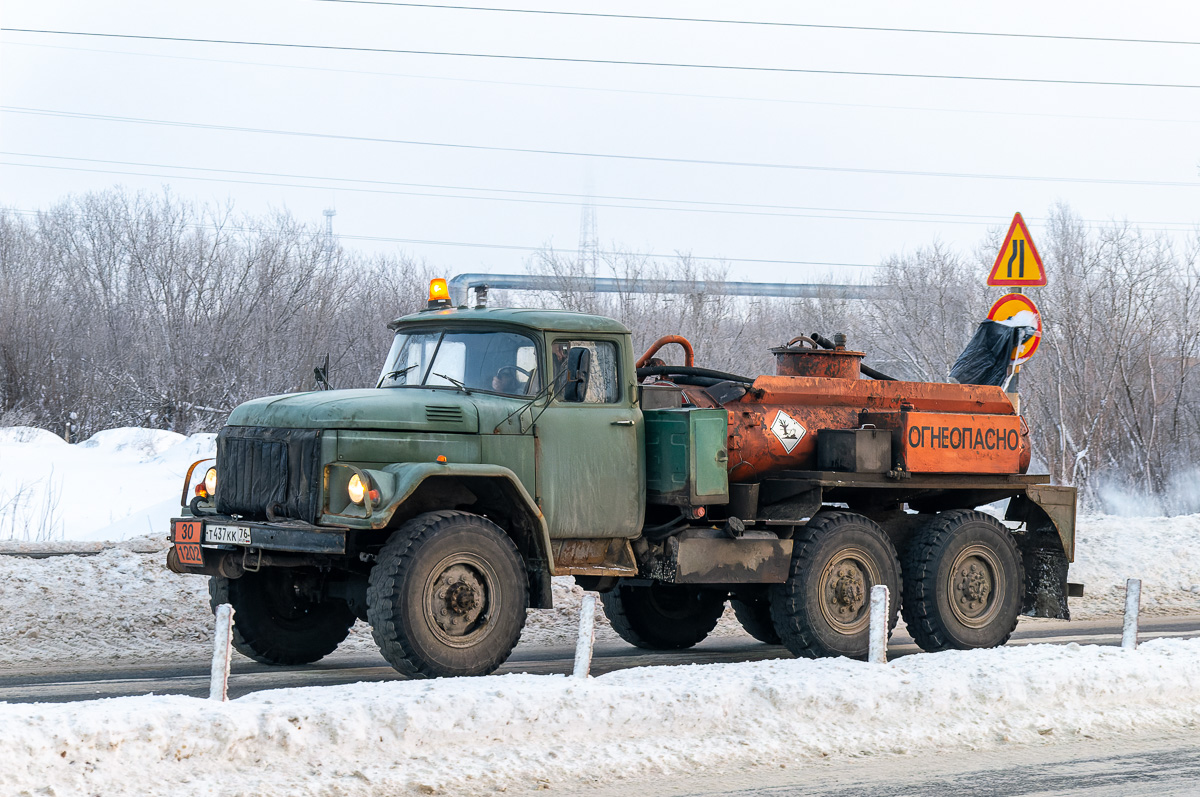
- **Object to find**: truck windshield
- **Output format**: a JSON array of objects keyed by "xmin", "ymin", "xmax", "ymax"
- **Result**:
[{"xmin": 378, "ymin": 329, "xmax": 541, "ymax": 396}]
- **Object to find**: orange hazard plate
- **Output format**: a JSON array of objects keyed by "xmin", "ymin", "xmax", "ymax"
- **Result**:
[
  {"xmin": 172, "ymin": 519, "xmax": 205, "ymax": 566},
  {"xmin": 901, "ymin": 412, "xmax": 1022, "ymax": 474}
]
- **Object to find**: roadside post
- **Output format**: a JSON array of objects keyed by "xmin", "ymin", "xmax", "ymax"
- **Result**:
[
  {"xmin": 1122, "ymin": 578, "xmax": 1142, "ymax": 650},
  {"xmin": 573, "ymin": 593, "xmax": 598, "ymax": 678},
  {"xmin": 210, "ymin": 603, "xmax": 236, "ymax": 701},
  {"xmin": 868, "ymin": 584, "xmax": 889, "ymax": 664}
]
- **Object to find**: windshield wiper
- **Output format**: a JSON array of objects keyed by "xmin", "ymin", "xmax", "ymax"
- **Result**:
[
  {"xmin": 433, "ymin": 373, "xmax": 472, "ymax": 394},
  {"xmin": 495, "ymin": 368, "xmax": 569, "ymax": 433},
  {"xmin": 377, "ymin": 364, "xmax": 417, "ymax": 387}
]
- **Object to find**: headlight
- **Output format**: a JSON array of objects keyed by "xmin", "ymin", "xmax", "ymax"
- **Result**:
[
  {"xmin": 204, "ymin": 467, "xmax": 217, "ymax": 498},
  {"xmin": 348, "ymin": 473, "xmax": 367, "ymax": 504}
]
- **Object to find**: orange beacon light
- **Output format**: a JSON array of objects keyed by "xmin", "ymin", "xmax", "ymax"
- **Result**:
[{"xmin": 428, "ymin": 278, "xmax": 451, "ymax": 308}]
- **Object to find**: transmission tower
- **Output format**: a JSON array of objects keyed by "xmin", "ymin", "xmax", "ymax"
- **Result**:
[
  {"xmin": 577, "ymin": 181, "xmax": 599, "ymax": 272},
  {"xmin": 323, "ymin": 207, "xmax": 337, "ymax": 266}
]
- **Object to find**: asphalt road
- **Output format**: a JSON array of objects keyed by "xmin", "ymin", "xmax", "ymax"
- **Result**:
[
  {"xmin": 571, "ymin": 732, "xmax": 1200, "ymax": 797},
  {"xmin": 0, "ymin": 614, "xmax": 1196, "ymax": 703}
]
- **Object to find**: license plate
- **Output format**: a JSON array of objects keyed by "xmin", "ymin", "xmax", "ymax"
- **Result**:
[
  {"xmin": 205, "ymin": 524, "xmax": 252, "ymax": 546},
  {"xmin": 172, "ymin": 519, "xmax": 202, "ymax": 544}
]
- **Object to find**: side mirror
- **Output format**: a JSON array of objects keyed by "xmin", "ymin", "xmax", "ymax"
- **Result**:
[{"xmin": 563, "ymin": 346, "xmax": 592, "ymax": 402}]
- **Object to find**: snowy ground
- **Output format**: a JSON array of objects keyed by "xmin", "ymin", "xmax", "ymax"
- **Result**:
[
  {"xmin": 1, "ymin": 638, "xmax": 1198, "ymax": 796},
  {"xmin": 0, "ymin": 426, "xmax": 215, "ymax": 543},
  {"xmin": 0, "ymin": 425, "xmax": 1197, "ymax": 667}
]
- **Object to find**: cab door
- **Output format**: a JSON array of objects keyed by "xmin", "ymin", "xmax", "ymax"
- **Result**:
[{"xmin": 533, "ymin": 335, "xmax": 644, "ymax": 539}]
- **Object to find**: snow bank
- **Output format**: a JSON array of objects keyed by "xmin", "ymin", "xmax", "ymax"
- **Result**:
[
  {"xmin": 2, "ymin": 638, "xmax": 1198, "ymax": 796},
  {"xmin": 1070, "ymin": 514, "xmax": 1200, "ymax": 618},
  {"xmin": 0, "ymin": 426, "xmax": 215, "ymax": 542}
]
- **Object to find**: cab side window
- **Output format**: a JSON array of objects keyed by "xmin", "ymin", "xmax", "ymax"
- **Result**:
[{"xmin": 554, "ymin": 339, "xmax": 620, "ymax": 404}]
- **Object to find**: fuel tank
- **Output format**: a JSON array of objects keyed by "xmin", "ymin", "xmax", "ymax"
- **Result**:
[{"xmin": 675, "ymin": 337, "xmax": 1031, "ymax": 482}]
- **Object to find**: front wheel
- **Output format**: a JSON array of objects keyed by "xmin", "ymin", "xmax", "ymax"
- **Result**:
[
  {"xmin": 367, "ymin": 511, "xmax": 528, "ymax": 678},
  {"xmin": 901, "ymin": 510, "xmax": 1023, "ymax": 652},
  {"xmin": 600, "ymin": 582, "xmax": 726, "ymax": 650},
  {"xmin": 208, "ymin": 568, "xmax": 356, "ymax": 665}
]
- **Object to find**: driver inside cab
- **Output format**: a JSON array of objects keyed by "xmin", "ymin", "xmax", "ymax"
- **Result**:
[{"xmin": 491, "ymin": 366, "xmax": 523, "ymax": 394}]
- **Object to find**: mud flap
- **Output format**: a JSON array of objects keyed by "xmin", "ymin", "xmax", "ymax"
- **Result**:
[
  {"xmin": 1007, "ymin": 484, "xmax": 1076, "ymax": 620},
  {"xmin": 1021, "ymin": 544, "xmax": 1070, "ymax": 620}
]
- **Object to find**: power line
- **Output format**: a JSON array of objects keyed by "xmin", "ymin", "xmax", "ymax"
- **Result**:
[
  {"xmin": 0, "ymin": 207, "xmax": 879, "ymax": 268},
  {"xmin": 6, "ymin": 107, "xmax": 1200, "ymax": 188},
  {"xmin": 9, "ymin": 41, "xmax": 1200, "ymax": 127},
  {"xmin": 0, "ymin": 152, "xmax": 1011, "ymax": 223},
  {"xmin": 314, "ymin": 1, "xmax": 1200, "ymax": 47},
  {"xmin": 5, "ymin": 29, "xmax": 1200, "ymax": 90},
  {"xmin": 5, "ymin": 152, "xmax": 1199, "ymax": 231},
  {"xmin": 0, "ymin": 159, "xmax": 995, "ymax": 225}
]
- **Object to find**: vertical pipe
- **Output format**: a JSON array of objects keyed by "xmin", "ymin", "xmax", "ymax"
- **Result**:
[
  {"xmin": 868, "ymin": 584, "xmax": 889, "ymax": 664},
  {"xmin": 1122, "ymin": 578, "xmax": 1142, "ymax": 650},
  {"xmin": 210, "ymin": 603, "xmax": 235, "ymax": 701},
  {"xmin": 573, "ymin": 593, "xmax": 598, "ymax": 678}
]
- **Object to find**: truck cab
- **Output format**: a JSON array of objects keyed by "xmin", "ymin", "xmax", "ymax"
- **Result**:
[{"xmin": 171, "ymin": 295, "xmax": 655, "ymax": 676}]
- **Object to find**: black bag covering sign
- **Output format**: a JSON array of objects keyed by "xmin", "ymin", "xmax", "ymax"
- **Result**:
[{"xmin": 950, "ymin": 320, "xmax": 1035, "ymax": 387}]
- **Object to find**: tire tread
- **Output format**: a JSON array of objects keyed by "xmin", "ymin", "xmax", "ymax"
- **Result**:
[
  {"xmin": 366, "ymin": 510, "xmax": 527, "ymax": 678},
  {"xmin": 769, "ymin": 511, "xmax": 901, "ymax": 659},
  {"xmin": 900, "ymin": 509, "xmax": 1023, "ymax": 652}
]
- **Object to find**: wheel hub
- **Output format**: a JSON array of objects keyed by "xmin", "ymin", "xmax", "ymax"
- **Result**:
[
  {"xmin": 947, "ymin": 546, "xmax": 1004, "ymax": 628},
  {"xmin": 431, "ymin": 563, "xmax": 487, "ymax": 637},
  {"xmin": 832, "ymin": 567, "xmax": 866, "ymax": 612},
  {"xmin": 957, "ymin": 562, "xmax": 992, "ymax": 607},
  {"xmin": 819, "ymin": 550, "xmax": 877, "ymax": 634}
]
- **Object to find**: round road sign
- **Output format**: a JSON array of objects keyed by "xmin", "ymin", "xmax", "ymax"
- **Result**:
[{"xmin": 987, "ymin": 293, "xmax": 1041, "ymax": 365}]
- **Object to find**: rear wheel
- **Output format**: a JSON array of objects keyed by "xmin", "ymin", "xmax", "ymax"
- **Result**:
[
  {"xmin": 367, "ymin": 511, "xmax": 527, "ymax": 678},
  {"xmin": 731, "ymin": 596, "xmax": 781, "ymax": 644},
  {"xmin": 901, "ymin": 510, "xmax": 1023, "ymax": 652},
  {"xmin": 770, "ymin": 511, "xmax": 901, "ymax": 659},
  {"xmin": 601, "ymin": 582, "xmax": 726, "ymax": 650},
  {"xmin": 208, "ymin": 568, "xmax": 356, "ymax": 665}
]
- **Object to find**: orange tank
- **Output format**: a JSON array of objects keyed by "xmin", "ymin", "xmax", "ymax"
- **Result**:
[{"xmin": 655, "ymin": 336, "xmax": 1031, "ymax": 482}]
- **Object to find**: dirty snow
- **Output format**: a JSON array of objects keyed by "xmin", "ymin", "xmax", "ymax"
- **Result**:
[
  {"xmin": 0, "ymin": 540, "xmax": 735, "ymax": 666},
  {"xmin": 1, "ymin": 638, "xmax": 1198, "ymax": 796}
]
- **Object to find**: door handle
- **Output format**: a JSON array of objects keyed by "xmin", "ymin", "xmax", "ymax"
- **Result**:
[{"xmin": 611, "ymin": 419, "xmax": 635, "ymax": 426}]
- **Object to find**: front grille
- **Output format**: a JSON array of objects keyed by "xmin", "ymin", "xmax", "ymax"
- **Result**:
[
  {"xmin": 425, "ymin": 404, "xmax": 465, "ymax": 423},
  {"xmin": 215, "ymin": 427, "xmax": 323, "ymax": 523}
]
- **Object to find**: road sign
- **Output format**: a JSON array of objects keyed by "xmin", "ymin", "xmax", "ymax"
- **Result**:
[
  {"xmin": 987, "ymin": 212, "xmax": 1046, "ymax": 287},
  {"xmin": 987, "ymin": 293, "xmax": 1041, "ymax": 365}
]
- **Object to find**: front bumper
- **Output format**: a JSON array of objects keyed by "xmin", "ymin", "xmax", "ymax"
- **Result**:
[{"xmin": 168, "ymin": 515, "xmax": 348, "ymax": 575}]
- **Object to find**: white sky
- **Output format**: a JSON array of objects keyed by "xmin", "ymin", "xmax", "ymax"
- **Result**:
[{"xmin": 2, "ymin": 1, "xmax": 1199, "ymax": 284}]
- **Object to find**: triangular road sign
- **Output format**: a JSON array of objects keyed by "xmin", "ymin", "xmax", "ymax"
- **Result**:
[{"xmin": 987, "ymin": 212, "xmax": 1047, "ymax": 286}]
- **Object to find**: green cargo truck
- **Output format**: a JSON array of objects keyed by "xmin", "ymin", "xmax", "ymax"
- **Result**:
[{"xmin": 168, "ymin": 283, "xmax": 1076, "ymax": 678}]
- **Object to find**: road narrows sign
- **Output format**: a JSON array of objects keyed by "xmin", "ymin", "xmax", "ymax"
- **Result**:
[
  {"xmin": 987, "ymin": 293, "xmax": 1042, "ymax": 365},
  {"xmin": 987, "ymin": 212, "xmax": 1047, "ymax": 287}
]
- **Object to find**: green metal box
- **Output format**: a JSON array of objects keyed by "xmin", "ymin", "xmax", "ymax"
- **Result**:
[{"xmin": 644, "ymin": 408, "xmax": 730, "ymax": 506}]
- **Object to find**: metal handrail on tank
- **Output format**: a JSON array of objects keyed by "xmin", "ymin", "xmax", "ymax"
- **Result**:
[{"xmin": 447, "ymin": 273, "xmax": 890, "ymax": 305}]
